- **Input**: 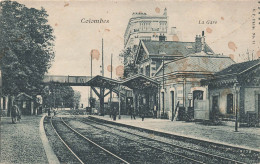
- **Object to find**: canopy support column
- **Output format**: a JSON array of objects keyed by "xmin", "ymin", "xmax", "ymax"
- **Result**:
[
  {"xmin": 100, "ymin": 87, "xmax": 105, "ymax": 116},
  {"xmin": 118, "ymin": 85, "xmax": 121, "ymax": 119}
]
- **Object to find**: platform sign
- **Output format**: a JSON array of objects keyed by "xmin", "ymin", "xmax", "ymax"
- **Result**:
[{"xmin": 188, "ymin": 93, "xmax": 193, "ymax": 100}]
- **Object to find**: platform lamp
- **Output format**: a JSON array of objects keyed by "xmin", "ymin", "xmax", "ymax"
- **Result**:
[
  {"xmin": 233, "ymin": 82, "xmax": 240, "ymax": 132},
  {"xmin": 162, "ymin": 52, "xmax": 166, "ymax": 116}
]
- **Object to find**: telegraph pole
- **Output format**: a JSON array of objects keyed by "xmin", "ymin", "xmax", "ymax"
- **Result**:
[
  {"xmin": 110, "ymin": 54, "xmax": 113, "ymax": 103},
  {"xmin": 111, "ymin": 53, "xmax": 113, "ymax": 79},
  {"xmin": 102, "ymin": 38, "xmax": 104, "ymax": 76},
  {"xmin": 90, "ymin": 51, "xmax": 93, "ymax": 100},
  {"xmin": 100, "ymin": 38, "xmax": 104, "ymax": 115}
]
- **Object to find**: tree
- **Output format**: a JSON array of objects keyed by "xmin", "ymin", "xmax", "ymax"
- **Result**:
[
  {"xmin": 42, "ymin": 85, "xmax": 75, "ymax": 108},
  {"xmin": 73, "ymin": 91, "xmax": 81, "ymax": 109},
  {"xmin": 119, "ymin": 46, "xmax": 138, "ymax": 78},
  {"xmin": 0, "ymin": 1, "xmax": 55, "ymax": 97},
  {"xmin": 89, "ymin": 97, "xmax": 96, "ymax": 108}
]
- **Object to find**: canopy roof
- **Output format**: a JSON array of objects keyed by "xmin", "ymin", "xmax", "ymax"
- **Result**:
[
  {"xmin": 86, "ymin": 74, "xmax": 159, "ymax": 91},
  {"xmin": 85, "ymin": 75, "xmax": 120, "ymax": 89},
  {"xmin": 122, "ymin": 74, "xmax": 159, "ymax": 90}
]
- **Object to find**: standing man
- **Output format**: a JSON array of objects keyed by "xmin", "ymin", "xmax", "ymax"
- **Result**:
[
  {"xmin": 130, "ymin": 104, "xmax": 136, "ymax": 120},
  {"xmin": 11, "ymin": 104, "xmax": 21, "ymax": 123},
  {"xmin": 153, "ymin": 105, "xmax": 157, "ymax": 119}
]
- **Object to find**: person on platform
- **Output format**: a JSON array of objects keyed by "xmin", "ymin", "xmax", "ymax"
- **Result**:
[
  {"xmin": 11, "ymin": 104, "xmax": 21, "ymax": 123},
  {"xmin": 153, "ymin": 105, "xmax": 157, "ymax": 119},
  {"xmin": 113, "ymin": 106, "xmax": 117, "ymax": 121},
  {"xmin": 130, "ymin": 105, "xmax": 136, "ymax": 120},
  {"xmin": 140, "ymin": 105, "xmax": 145, "ymax": 121}
]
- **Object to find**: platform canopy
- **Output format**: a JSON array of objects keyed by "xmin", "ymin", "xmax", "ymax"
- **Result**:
[
  {"xmin": 122, "ymin": 74, "xmax": 159, "ymax": 91},
  {"xmin": 85, "ymin": 75, "xmax": 121, "ymax": 89},
  {"xmin": 86, "ymin": 74, "xmax": 159, "ymax": 90}
]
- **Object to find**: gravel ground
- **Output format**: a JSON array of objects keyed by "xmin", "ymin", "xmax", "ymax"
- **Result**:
[
  {"xmin": 69, "ymin": 118, "xmax": 259, "ymax": 164},
  {"xmin": 51, "ymin": 117, "xmax": 124, "ymax": 164},
  {"xmin": 0, "ymin": 115, "xmax": 48, "ymax": 164},
  {"xmin": 43, "ymin": 117, "xmax": 80, "ymax": 163},
  {"xmin": 90, "ymin": 115, "xmax": 260, "ymax": 151},
  {"xmin": 65, "ymin": 118, "xmax": 194, "ymax": 164}
]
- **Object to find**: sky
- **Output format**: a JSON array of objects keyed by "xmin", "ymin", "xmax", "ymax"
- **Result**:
[{"xmin": 17, "ymin": 0, "xmax": 260, "ymax": 107}]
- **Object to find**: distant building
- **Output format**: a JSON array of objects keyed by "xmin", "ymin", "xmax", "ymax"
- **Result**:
[
  {"xmin": 124, "ymin": 8, "xmax": 168, "ymax": 49},
  {"xmin": 201, "ymin": 59, "xmax": 260, "ymax": 125},
  {"xmin": 14, "ymin": 93, "xmax": 34, "ymax": 115}
]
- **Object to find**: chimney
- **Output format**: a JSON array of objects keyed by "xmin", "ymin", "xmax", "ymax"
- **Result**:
[
  {"xmin": 159, "ymin": 33, "xmax": 166, "ymax": 41},
  {"xmin": 195, "ymin": 35, "xmax": 202, "ymax": 53},
  {"xmin": 195, "ymin": 31, "xmax": 206, "ymax": 53},
  {"xmin": 163, "ymin": 8, "xmax": 167, "ymax": 16},
  {"xmin": 201, "ymin": 31, "xmax": 205, "ymax": 51}
]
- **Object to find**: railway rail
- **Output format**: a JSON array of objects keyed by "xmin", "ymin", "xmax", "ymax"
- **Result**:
[
  {"xmin": 89, "ymin": 116, "xmax": 260, "ymax": 162},
  {"xmin": 77, "ymin": 116, "xmax": 259, "ymax": 163},
  {"xmin": 49, "ymin": 115, "xmax": 259, "ymax": 164},
  {"xmin": 74, "ymin": 117, "xmax": 251, "ymax": 164},
  {"xmin": 50, "ymin": 117, "xmax": 129, "ymax": 164}
]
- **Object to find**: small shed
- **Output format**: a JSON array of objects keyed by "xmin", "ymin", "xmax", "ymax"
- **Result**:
[
  {"xmin": 201, "ymin": 59, "xmax": 260, "ymax": 126},
  {"xmin": 14, "ymin": 93, "xmax": 34, "ymax": 115}
]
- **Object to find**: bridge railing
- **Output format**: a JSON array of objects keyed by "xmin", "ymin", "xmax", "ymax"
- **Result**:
[{"xmin": 43, "ymin": 75, "xmax": 92, "ymax": 85}]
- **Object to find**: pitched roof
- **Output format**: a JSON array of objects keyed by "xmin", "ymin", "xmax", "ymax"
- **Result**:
[
  {"xmin": 155, "ymin": 54, "xmax": 235, "ymax": 76},
  {"xmin": 214, "ymin": 59, "xmax": 260, "ymax": 77},
  {"xmin": 142, "ymin": 40, "xmax": 214, "ymax": 56},
  {"xmin": 15, "ymin": 92, "xmax": 33, "ymax": 100}
]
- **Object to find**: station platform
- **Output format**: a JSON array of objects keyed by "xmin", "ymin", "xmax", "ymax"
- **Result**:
[
  {"xmin": 0, "ymin": 115, "xmax": 59, "ymax": 164},
  {"xmin": 90, "ymin": 115, "xmax": 260, "ymax": 152}
]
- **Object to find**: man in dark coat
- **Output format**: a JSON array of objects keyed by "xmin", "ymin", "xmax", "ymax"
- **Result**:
[{"xmin": 11, "ymin": 104, "xmax": 21, "ymax": 123}]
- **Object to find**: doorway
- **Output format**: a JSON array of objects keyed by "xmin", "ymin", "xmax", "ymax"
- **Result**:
[
  {"xmin": 193, "ymin": 90, "xmax": 204, "ymax": 107},
  {"xmin": 171, "ymin": 91, "xmax": 174, "ymax": 115},
  {"xmin": 212, "ymin": 96, "xmax": 219, "ymax": 119},
  {"xmin": 227, "ymin": 94, "xmax": 234, "ymax": 114}
]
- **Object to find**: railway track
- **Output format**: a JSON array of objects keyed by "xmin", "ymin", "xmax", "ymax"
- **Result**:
[
  {"xmin": 50, "ymin": 117, "xmax": 129, "ymax": 164},
  {"xmin": 50, "ymin": 115, "xmax": 259, "ymax": 164},
  {"xmin": 72, "ymin": 117, "xmax": 258, "ymax": 164},
  {"xmin": 88, "ymin": 116, "xmax": 260, "ymax": 163},
  {"xmin": 54, "ymin": 116, "xmax": 208, "ymax": 163}
]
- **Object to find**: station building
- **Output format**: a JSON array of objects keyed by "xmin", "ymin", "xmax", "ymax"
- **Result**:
[
  {"xmin": 201, "ymin": 59, "xmax": 260, "ymax": 126},
  {"xmin": 153, "ymin": 53, "xmax": 234, "ymax": 120},
  {"xmin": 131, "ymin": 29, "xmax": 235, "ymax": 120}
]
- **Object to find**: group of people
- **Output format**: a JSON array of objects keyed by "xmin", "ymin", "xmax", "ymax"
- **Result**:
[
  {"xmin": 129, "ymin": 104, "xmax": 157, "ymax": 121},
  {"xmin": 109, "ymin": 106, "xmax": 118, "ymax": 121},
  {"xmin": 108, "ymin": 104, "xmax": 157, "ymax": 121}
]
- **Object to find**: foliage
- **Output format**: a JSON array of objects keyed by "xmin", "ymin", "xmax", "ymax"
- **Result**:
[
  {"xmin": 73, "ymin": 91, "xmax": 81, "ymax": 109},
  {"xmin": 0, "ymin": 1, "xmax": 55, "ymax": 96},
  {"xmin": 119, "ymin": 46, "xmax": 138, "ymax": 78},
  {"xmin": 89, "ymin": 97, "xmax": 96, "ymax": 108},
  {"xmin": 42, "ymin": 85, "xmax": 76, "ymax": 108}
]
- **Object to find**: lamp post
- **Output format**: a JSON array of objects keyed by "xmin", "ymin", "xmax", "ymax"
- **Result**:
[
  {"xmin": 162, "ymin": 54, "xmax": 165, "ymax": 116},
  {"xmin": 233, "ymin": 83, "xmax": 240, "ymax": 132}
]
